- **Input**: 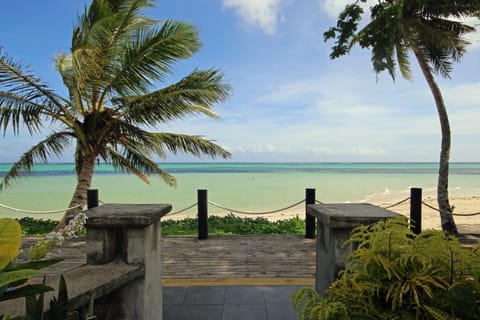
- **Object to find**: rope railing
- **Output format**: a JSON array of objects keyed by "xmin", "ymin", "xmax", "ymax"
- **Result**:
[
  {"xmin": 208, "ymin": 199, "xmax": 305, "ymax": 215},
  {"xmin": 381, "ymin": 197, "xmax": 410, "ymax": 209},
  {"xmin": 421, "ymin": 200, "xmax": 480, "ymax": 216},
  {"xmin": 167, "ymin": 202, "xmax": 198, "ymax": 216},
  {"xmin": 0, "ymin": 202, "xmax": 86, "ymax": 214}
]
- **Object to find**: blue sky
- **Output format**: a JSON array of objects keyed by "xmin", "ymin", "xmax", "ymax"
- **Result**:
[{"xmin": 1, "ymin": 0, "xmax": 479, "ymax": 162}]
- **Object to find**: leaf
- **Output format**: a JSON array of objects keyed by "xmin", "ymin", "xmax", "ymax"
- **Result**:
[
  {"xmin": 0, "ymin": 269, "xmax": 40, "ymax": 289},
  {"xmin": 10, "ymin": 259, "xmax": 63, "ymax": 271},
  {"xmin": 0, "ymin": 218, "xmax": 22, "ymax": 270},
  {"xmin": 0, "ymin": 283, "xmax": 53, "ymax": 302},
  {"xmin": 448, "ymin": 283, "xmax": 477, "ymax": 316}
]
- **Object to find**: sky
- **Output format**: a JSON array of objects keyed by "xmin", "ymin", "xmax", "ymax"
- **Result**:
[{"xmin": 0, "ymin": 0, "xmax": 479, "ymax": 163}]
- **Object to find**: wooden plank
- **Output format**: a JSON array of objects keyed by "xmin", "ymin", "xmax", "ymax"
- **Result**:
[{"xmin": 19, "ymin": 235, "xmax": 316, "ymax": 281}]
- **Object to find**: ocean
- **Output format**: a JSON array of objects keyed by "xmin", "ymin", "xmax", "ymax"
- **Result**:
[{"xmin": 0, "ymin": 162, "xmax": 479, "ymax": 220}]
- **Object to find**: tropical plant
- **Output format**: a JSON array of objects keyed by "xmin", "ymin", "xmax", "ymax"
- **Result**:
[
  {"xmin": 0, "ymin": 218, "xmax": 60, "ymax": 319},
  {"xmin": 292, "ymin": 217, "xmax": 480, "ymax": 319},
  {"xmin": 323, "ymin": 0, "xmax": 480, "ymax": 234},
  {"xmin": 0, "ymin": 0, "xmax": 231, "ymax": 230}
]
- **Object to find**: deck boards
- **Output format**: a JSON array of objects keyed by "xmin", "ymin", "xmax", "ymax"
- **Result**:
[
  {"xmin": 18, "ymin": 233, "xmax": 479, "ymax": 286},
  {"xmin": 19, "ymin": 235, "xmax": 316, "ymax": 282}
]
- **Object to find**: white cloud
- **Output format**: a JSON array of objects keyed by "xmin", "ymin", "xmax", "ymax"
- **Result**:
[
  {"xmin": 223, "ymin": 0, "xmax": 291, "ymax": 35},
  {"xmin": 321, "ymin": 0, "xmax": 375, "ymax": 19}
]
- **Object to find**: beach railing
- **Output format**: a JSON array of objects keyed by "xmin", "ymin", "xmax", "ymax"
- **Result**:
[{"xmin": 2, "ymin": 187, "xmax": 479, "ymax": 239}]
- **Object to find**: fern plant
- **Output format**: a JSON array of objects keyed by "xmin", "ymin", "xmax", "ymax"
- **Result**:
[{"xmin": 292, "ymin": 217, "xmax": 480, "ymax": 319}]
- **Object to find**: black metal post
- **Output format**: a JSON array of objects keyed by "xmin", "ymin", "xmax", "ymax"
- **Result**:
[
  {"xmin": 410, "ymin": 188, "xmax": 422, "ymax": 235},
  {"xmin": 198, "ymin": 189, "xmax": 208, "ymax": 240},
  {"xmin": 87, "ymin": 189, "xmax": 99, "ymax": 209},
  {"xmin": 305, "ymin": 188, "xmax": 316, "ymax": 239}
]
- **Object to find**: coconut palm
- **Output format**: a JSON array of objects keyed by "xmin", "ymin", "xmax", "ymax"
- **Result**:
[
  {"xmin": 0, "ymin": 0, "xmax": 231, "ymax": 229},
  {"xmin": 324, "ymin": 0, "xmax": 480, "ymax": 234}
]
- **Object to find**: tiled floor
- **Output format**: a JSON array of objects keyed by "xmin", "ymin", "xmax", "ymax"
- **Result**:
[{"xmin": 163, "ymin": 286, "xmax": 301, "ymax": 320}]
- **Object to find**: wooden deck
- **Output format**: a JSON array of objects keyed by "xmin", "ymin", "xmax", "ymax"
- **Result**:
[
  {"xmin": 19, "ymin": 233, "xmax": 479, "ymax": 287},
  {"xmin": 19, "ymin": 235, "xmax": 317, "ymax": 286}
]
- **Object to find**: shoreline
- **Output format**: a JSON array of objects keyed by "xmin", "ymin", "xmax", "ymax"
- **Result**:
[{"xmin": 163, "ymin": 195, "xmax": 480, "ymax": 233}]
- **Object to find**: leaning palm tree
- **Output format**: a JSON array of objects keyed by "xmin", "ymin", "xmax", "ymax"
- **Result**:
[
  {"xmin": 0, "ymin": 0, "xmax": 231, "ymax": 230},
  {"xmin": 324, "ymin": 0, "xmax": 480, "ymax": 234}
]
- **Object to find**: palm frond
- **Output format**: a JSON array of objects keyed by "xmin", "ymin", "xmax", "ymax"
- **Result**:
[
  {"xmin": 71, "ymin": 0, "xmax": 157, "ymax": 108},
  {"xmin": 414, "ymin": 17, "xmax": 473, "ymax": 78},
  {"xmin": 107, "ymin": 145, "xmax": 177, "ymax": 186},
  {"xmin": 0, "ymin": 53, "xmax": 71, "ymax": 129},
  {"xmin": 117, "ymin": 69, "xmax": 230, "ymax": 126},
  {"xmin": 0, "ymin": 131, "xmax": 73, "ymax": 191},
  {"xmin": 420, "ymin": 0, "xmax": 480, "ymax": 19},
  {"xmin": 395, "ymin": 39, "xmax": 412, "ymax": 80},
  {"xmin": 0, "ymin": 91, "xmax": 44, "ymax": 135},
  {"xmin": 150, "ymin": 132, "xmax": 231, "ymax": 159},
  {"xmin": 104, "ymin": 19, "xmax": 202, "ymax": 97},
  {"xmin": 55, "ymin": 53, "xmax": 85, "ymax": 115}
]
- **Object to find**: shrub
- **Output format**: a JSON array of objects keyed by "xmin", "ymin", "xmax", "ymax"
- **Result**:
[{"xmin": 292, "ymin": 217, "xmax": 480, "ymax": 319}]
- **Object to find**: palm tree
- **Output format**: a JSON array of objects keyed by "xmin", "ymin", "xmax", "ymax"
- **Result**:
[
  {"xmin": 324, "ymin": 0, "xmax": 480, "ymax": 234},
  {"xmin": 0, "ymin": 0, "xmax": 231, "ymax": 230}
]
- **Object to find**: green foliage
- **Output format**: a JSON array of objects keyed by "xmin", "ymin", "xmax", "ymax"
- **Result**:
[
  {"xmin": 0, "ymin": 218, "xmax": 58, "ymax": 305},
  {"xmin": 161, "ymin": 214, "xmax": 306, "ymax": 236},
  {"xmin": 16, "ymin": 218, "xmax": 57, "ymax": 236},
  {"xmin": 23, "ymin": 275, "xmax": 96, "ymax": 320},
  {"xmin": 323, "ymin": 0, "xmax": 478, "ymax": 80},
  {"xmin": 292, "ymin": 217, "xmax": 480, "ymax": 319},
  {"xmin": 0, "ymin": 218, "xmax": 62, "ymax": 320}
]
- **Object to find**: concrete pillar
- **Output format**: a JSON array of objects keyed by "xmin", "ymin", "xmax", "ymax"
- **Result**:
[
  {"xmin": 307, "ymin": 203, "xmax": 399, "ymax": 295},
  {"xmin": 85, "ymin": 203, "xmax": 171, "ymax": 320}
]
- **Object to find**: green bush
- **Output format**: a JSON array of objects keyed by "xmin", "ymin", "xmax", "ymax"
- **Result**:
[
  {"xmin": 161, "ymin": 214, "xmax": 305, "ymax": 236},
  {"xmin": 16, "ymin": 218, "xmax": 58, "ymax": 236},
  {"xmin": 292, "ymin": 217, "xmax": 480, "ymax": 319},
  {"xmin": 18, "ymin": 215, "xmax": 305, "ymax": 237}
]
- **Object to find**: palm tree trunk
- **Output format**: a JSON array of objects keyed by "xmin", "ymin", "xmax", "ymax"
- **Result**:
[
  {"xmin": 413, "ymin": 49, "xmax": 458, "ymax": 235},
  {"xmin": 55, "ymin": 155, "xmax": 96, "ymax": 231}
]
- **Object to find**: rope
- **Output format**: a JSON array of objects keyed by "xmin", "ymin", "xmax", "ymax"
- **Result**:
[
  {"xmin": 167, "ymin": 203, "xmax": 198, "ymax": 216},
  {"xmin": 315, "ymin": 200, "xmax": 325, "ymax": 205},
  {"xmin": 208, "ymin": 199, "xmax": 305, "ymax": 215},
  {"xmin": 0, "ymin": 202, "xmax": 85, "ymax": 214},
  {"xmin": 421, "ymin": 201, "xmax": 480, "ymax": 216},
  {"xmin": 422, "ymin": 201, "xmax": 441, "ymax": 212},
  {"xmin": 382, "ymin": 197, "xmax": 410, "ymax": 209},
  {"xmin": 452, "ymin": 211, "xmax": 480, "ymax": 217}
]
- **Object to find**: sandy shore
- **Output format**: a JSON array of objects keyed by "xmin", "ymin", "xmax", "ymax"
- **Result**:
[{"xmin": 163, "ymin": 196, "xmax": 480, "ymax": 234}]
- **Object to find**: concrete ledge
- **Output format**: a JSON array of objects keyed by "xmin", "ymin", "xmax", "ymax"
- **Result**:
[
  {"xmin": 0, "ymin": 263, "xmax": 144, "ymax": 317},
  {"xmin": 85, "ymin": 204, "xmax": 172, "ymax": 227},
  {"xmin": 64, "ymin": 263, "xmax": 144, "ymax": 311},
  {"xmin": 307, "ymin": 203, "xmax": 399, "ymax": 228}
]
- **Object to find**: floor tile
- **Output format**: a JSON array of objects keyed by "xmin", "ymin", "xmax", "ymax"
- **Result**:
[
  {"xmin": 163, "ymin": 286, "xmax": 187, "ymax": 305},
  {"xmin": 263, "ymin": 286, "xmax": 299, "ymax": 304},
  {"xmin": 183, "ymin": 286, "xmax": 226, "ymax": 305},
  {"xmin": 225, "ymin": 286, "xmax": 265, "ymax": 305},
  {"xmin": 222, "ymin": 305, "xmax": 267, "ymax": 320},
  {"xmin": 173, "ymin": 305, "xmax": 223, "ymax": 320},
  {"xmin": 266, "ymin": 304, "xmax": 297, "ymax": 320}
]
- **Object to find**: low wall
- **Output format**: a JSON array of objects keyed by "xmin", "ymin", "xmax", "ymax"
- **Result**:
[{"xmin": 0, "ymin": 203, "xmax": 171, "ymax": 320}]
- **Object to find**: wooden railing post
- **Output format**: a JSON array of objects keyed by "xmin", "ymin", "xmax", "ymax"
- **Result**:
[
  {"xmin": 305, "ymin": 188, "xmax": 316, "ymax": 239},
  {"xmin": 410, "ymin": 187, "xmax": 422, "ymax": 235},
  {"xmin": 87, "ymin": 189, "xmax": 99, "ymax": 209},
  {"xmin": 198, "ymin": 189, "xmax": 208, "ymax": 240}
]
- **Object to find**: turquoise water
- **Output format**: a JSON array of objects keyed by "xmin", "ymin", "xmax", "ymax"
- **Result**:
[{"xmin": 0, "ymin": 162, "xmax": 479, "ymax": 220}]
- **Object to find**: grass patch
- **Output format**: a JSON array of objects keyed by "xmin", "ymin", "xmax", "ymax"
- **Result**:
[{"xmin": 17, "ymin": 214, "xmax": 306, "ymax": 236}]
